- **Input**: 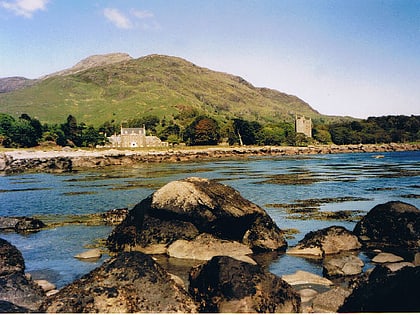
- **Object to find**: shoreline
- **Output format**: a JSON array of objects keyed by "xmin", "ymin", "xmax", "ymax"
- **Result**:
[{"xmin": 1, "ymin": 142, "xmax": 419, "ymax": 174}]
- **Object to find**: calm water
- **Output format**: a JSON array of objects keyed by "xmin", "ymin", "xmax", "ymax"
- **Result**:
[{"xmin": 0, "ymin": 151, "xmax": 419, "ymax": 288}]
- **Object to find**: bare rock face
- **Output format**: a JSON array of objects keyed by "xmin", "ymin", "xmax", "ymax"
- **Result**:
[
  {"xmin": 40, "ymin": 251, "xmax": 198, "ymax": 313},
  {"xmin": 287, "ymin": 226, "xmax": 361, "ymax": 258},
  {"xmin": 354, "ymin": 201, "xmax": 420, "ymax": 248},
  {"xmin": 339, "ymin": 265, "xmax": 420, "ymax": 312},
  {"xmin": 189, "ymin": 256, "xmax": 301, "ymax": 313},
  {"xmin": 0, "ymin": 238, "xmax": 45, "ymax": 311},
  {"xmin": 107, "ymin": 177, "xmax": 287, "ymax": 254}
]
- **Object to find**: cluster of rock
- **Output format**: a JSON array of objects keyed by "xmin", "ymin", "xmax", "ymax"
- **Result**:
[
  {"xmin": 1, "ymin": 177, "xmax": 420, "ymax": 313},
  {"xmin": 1, "ymin": 142, "xmax": 419, "ymax": 173}
]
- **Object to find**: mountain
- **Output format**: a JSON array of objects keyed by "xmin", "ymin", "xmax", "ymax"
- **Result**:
[
  {"xmin": 41, "ymin": 53, "xmax": 133, "ymax": 79},
  {"xmin": 0, "ymin": 77, "xmax": 34, "ymax": 93},
  {"xmin": 0, "ymin": 53, "xmax": 327, "ymax": 127}
]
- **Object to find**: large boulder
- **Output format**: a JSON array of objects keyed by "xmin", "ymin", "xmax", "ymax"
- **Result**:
[
  {"xmin": 339, "ymin": 265, "xmax": 420, "ymax": 312},
  {"xmin": 107, "ymin": 177, "xmax": 287, "ymax": 254},
  {"xmin": 353, "ymin": 201, "xmax": 420, "ymax": 248},
  {"xmin": 189, "ymin": 256, "xmax": 301, "ymax": 313},
  {"xmin": 287, "ymin": 226, "xmax": 361, "ymax": 258},
  {"xmin": 0, "ymin": 238, "xmax": 45, "ymax": 311},
  {"xmin": 40, "ymin": 251, "xmax": 198, "ymax": 313}
]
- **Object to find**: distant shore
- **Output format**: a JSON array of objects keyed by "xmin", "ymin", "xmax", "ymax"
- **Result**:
[{"xmin": 1, "ymin": 142, "xmax": 419, "ymax": 174}]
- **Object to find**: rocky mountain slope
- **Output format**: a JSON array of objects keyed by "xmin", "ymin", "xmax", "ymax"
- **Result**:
[
  {"xmin": 0, "ymin": 53, "xmax": 325, "ymax": 126},
  {"xmin": 0, "ymin": 77, "xmax": 34, "ymax": 93}
]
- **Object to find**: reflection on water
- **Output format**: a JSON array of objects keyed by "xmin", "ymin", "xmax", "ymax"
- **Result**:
[{"xmin": 0, "ymin": 151, "xmax": 419, "ymax": 287}]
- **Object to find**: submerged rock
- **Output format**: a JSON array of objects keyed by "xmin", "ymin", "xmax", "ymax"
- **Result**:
[
  {"xmin": 40, "ymin": 251, "xmax": 198, "ymax": 313},
  {"xmin": 107, "ymin": 177, "xmax": 287, "ymax": 254},
  {"xmin": 287, "ymin": 226, "xmax": 361, "ymax": 258},
  {"xmin": 354, "ymin": 201, "xmax": 420, "ymax": 248},
  {"xmin": 189, "ymin": 256, "xmax": 301, "ymax": 313}
]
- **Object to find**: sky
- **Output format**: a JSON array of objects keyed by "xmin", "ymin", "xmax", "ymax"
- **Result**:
[{"xmin": 1, "ymin": 0, "xmax": 419, "ymax": 118}]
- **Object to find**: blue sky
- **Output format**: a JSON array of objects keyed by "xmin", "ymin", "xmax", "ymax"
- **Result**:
[{"xmin": 1, "ymin": 0, "xmax": 419, "ymax": 118}]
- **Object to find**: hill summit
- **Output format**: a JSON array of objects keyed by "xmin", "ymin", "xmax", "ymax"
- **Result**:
[{"xmin": 0, "ymin": 53, "xmax": 323, "ymax": 126}]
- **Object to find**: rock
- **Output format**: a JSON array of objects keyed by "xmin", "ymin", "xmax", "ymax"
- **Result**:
[
  {"xmin": 414, "ymin": 252, "xmax": 420, "ymax": 265},
  {"xmin": 0, "ymin": 238, "xmax": 25, "ymax": 275},
  {"xmin": 339, "ymin": 265, "xmax": 420, "ymax": 312},
  {"xmin": 372, "ymin": 252, "xmax": 404, "ymax": 263},
  {"xmin": 189, "ymin": 256, "xmax": 301, "ymax": 313},
  {"xmin": 323, "ymin": 254, "xmax": 364, "ymax": 278},
  {"xmin": 281, "ymin": 270, "xmax": 333, "ymax": 286},
  {"xmin": 107, "ymin": 177, "xmax": 287, "ymax": 253},
  {"xmin": 0, "ymin": 300, "xmax": 33, "ymax": 313},
  {"xmin": 101, "ymin": 208, "xmax": 128, "ymax": 225},
  {"xmin": 353, "ymin": 201, "xmax": 420, "ymax": 248},
  {"xmin": 385, "ymin": 262, "xmax": 414, "ymax": 272},
  {"xmin": 0, "ymin": 238, "xmax": 45, "ymax": 311},
  {"xmin": 167, "ymin": 233, "xmax": 256, "ymax": 264},
  {"xmin": 312, "ymin": 286, "xmax": 351, "ymax": 313},
  {"xmin": 40, "ymin": 252, "xmax": 198, "ymax": 313},
  {"xmin": 34, "ymin": 279, "xmax": 56, "ymax": 292},
  {"xmin": 287, "ymin": 226, "xmax": 361, "ymax": 258},
  {"xmin": 0, "ymin": 216, "xmax": 45, "ymax": 233},
  {"xmin": 298, "ymin": 288, "xmax": 318, "ymax": 303},
  {"xmin": 74, "ymin": 248, "xmax": 102, "ymax": 260}
]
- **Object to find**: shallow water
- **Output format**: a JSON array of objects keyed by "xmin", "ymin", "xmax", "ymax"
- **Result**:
[{"xmin": 0, "ymin": 151, "xmax": 419, "ymax": 288}]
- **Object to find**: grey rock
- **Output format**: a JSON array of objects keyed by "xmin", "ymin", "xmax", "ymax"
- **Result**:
[
  {"xmin": 312, "ymin": 286, "xmax": 351, "ymax": 313},
  {"xmin": 189, "ymin": 256, "xmax": 300, "ymax": 313},
  {"xmin": 40, "ymin": 251, "xmax": 198, "ymax": 313},
  {"xmin": 323, "ymin": 254, "xmax": 364, "ymax": 278},
  {"xmin": 354, "ymin": 201, "xmax": 420, "ymax": 248},
  {"xmin": 288, "ymin": 225, "xmax": 361, "ymax": 258},
  {"xmin": 107, "ymin": 177, "xmax": 287, "ymax": 253}
]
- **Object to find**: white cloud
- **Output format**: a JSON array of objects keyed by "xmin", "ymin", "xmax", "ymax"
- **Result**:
[
  {"xmin": 1, "ymin": 0, "xmax": 48, "ymax": 18},
  {"xmin": 131, "ymin": 9, "xmax": 154, "ymax": 19},
  {"xmin": 103, "ymin": 8, "xmax": 132, "ymax": 29},
  {"xmin": 103, "ymin": 7, "xmax": 160, "ymax": 31}
]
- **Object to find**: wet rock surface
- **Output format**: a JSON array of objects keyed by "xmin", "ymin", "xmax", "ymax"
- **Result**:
[
  {"xmin": 0, "ymin": 238, "xmax": 45, "ymax": 311},
  {"xmin": 40, "ymin": 251, "xmax": 198, "ymax": 313},
  {"xmin": 107, "ymin": 177, "xmax": 287, "ymax": 255},
  {"xmin": 354, "ymin": 201, "xmax": 420, "ymax": 248},
  {"xmin": 189, "ymin": 256, "xmax": 301, "ymax": 313}
]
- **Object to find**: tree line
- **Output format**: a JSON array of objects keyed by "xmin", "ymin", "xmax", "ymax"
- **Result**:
[{"xmin": 0, "ymin": 112, "xmax": 419, "ymax": 148}]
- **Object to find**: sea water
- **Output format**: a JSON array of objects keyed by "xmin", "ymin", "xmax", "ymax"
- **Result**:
[{"xmin": 0, "ymin": 151, "xmax": 419, "ymax": 288}]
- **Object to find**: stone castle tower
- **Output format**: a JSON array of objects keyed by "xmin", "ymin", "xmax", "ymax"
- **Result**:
[{"xmin": 295, "ymin": 115, "xmax": 312, "ymax": 138}]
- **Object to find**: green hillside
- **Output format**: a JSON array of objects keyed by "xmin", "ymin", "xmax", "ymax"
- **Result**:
[{"xmin": 0, "ymin": 54, "xmax": 327, "ymax": 127}]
